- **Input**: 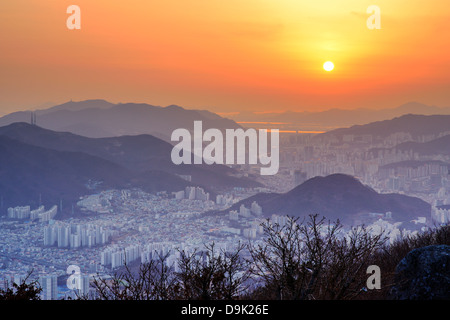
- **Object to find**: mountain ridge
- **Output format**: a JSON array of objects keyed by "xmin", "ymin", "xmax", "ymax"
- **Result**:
[
  {"xmin": 228, "ymin": 102, "xmax": 450, "ymax": 132},
  {"xmin": 0, "ymin": 100, "xmax": 242, "ymax": 141},
  {"xmin": 317, "ymin": 114, "xmax": 450, "ymax": 141},
  {"xmin": 0, "ymin": 134, "xmax": 192, "ymax": 218},
  {"xmin": 218, "ymin": 174, "xmax": 431, "ymax": 225},
  {"xmin": 0, "ymin": 122, "xmax": 261, "ymax": 197}
]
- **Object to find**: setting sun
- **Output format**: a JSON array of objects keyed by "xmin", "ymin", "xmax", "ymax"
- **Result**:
[
  {"xmin": 1, "ymin": 0, "xmax": 450, "ymax": 113},
  {"xmin": 323, "ymin": 61, "xmax": 335, "ymax": 72}
]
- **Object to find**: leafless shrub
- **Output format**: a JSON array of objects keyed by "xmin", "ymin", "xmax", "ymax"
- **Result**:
[
  {"xmin": 91, "ymin": 251, "xmax": 177, "ymax": 300},
  {"xmin": 175, "ymin": 242, "xmax": 251, "ymax": 300},
  {"xmin": 247, "ymin": 214, "xmax": 386, "ymax": 300}
]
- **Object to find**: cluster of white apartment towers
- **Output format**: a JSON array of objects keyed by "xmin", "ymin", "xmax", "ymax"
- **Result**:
[{"xmin": 44, "ymin": 222, "xmax": 111, "ymax": 248}]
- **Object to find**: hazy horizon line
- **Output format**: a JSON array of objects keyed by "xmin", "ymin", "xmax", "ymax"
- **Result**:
[{"xmin": 2, "ymin": 99, "xmax": 450, "ymax": 117}]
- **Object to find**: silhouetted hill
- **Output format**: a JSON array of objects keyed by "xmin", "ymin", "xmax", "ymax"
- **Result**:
[
  {"xmin": 317, "ymin": 114, "xmax": 450, "ymax": 142},
  {"xmin": 0, "ymin": 133, "xmax": 203, "ymax": 217},
  {"xmin": 0, "ymin": 123, "xmax": 260, "ymax": 191},
  {"xmin": 379, "ymin": 160, "xmax": 450, "ymax": 170},
  {"xmin": 367, "ymin": 134, "xmax": 450, "ymax": 159},
  {"xmin": 223, "ymin": 174, "xmax": 430, "ymax": 225},
  {"xmin": 0, "ymin": 100, "xmax": 242, "ymax": 141},
  {"xmin": 228, "ymin": 102, "xmax": 450, "ymax": 132},
  {"xmin": 0, "ymin": 136, "xmax": 116, "ymax": 215},
  {"xmin": 39, "ymin": 99, "xmax": 115, "ymax": 114},
  {"xmin": 393, "ymin": 134, "xmax": 450, "ymax": 156}
]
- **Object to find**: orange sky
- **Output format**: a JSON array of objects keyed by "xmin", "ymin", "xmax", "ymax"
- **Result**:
[{"xmin": 0, "ymin": 0, "xmax": 449, "ymax": 114}]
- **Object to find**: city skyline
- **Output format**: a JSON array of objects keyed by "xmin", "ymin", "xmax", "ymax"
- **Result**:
[{"xmin": 1, "ymin": 110, "xmax": 449, "ymax": 300}]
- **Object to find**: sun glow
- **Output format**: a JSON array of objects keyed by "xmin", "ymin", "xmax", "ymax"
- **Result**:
[
  {"xmin": 1, "ymin": 0, "xmax": 449, "ymax": 112},
  {"xmin": 323, "ymin": 61, "xmax": 335, "ymax": 72}
]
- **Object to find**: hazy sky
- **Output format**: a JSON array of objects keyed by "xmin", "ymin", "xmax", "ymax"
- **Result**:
[{"xmin": 1, "ymin": 0, "xmax": 449, "ymax": 114}]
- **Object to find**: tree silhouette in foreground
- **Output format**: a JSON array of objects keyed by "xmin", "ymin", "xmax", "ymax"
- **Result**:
[
  {"xmin": 176, "ymin": 242, "xmax": 250, "ymax": 300},
  {"xmin": 90, "ymin": 251, "xmax": 178, "ymax": 300},
  {"xmin": 247, "ymin": 214, "xmax": 386, "ymax": 300},
  {"xmin": 3, "ymin": 214, "xmax": 448, "ymax": 300},
  {"xmin": 0, "ymin": 271, "xmax": 42, "ymax": 301},
  {"xmin": 89, "ymin": 242, "xmax": 250, "ymax": 300},
  {"xmin": 89, "ymin": 214, "xmax": 449, "ymax": 300}
]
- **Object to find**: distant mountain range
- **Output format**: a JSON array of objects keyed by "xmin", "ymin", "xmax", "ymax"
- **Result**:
[
  {"xmin": 393, "ymin": 134, "xmax": 450, "ymax": 156},
  {"xmin": 0, "ymin": 133, "xmax": 182, "ymax": 218},
  {"xmin": 379, "ymin": 160, "xmax": 450, "ymax": 171},
  {"xmin": 317, "ymin": 114, "xmax": 450, "ymax": 142},
  {"xmin": 2, "ymin": 100, "xmax": 450, "ymax": 142},
  {"xmin": 3, "ymin": 100, "xmax": 449, "ymax": 140},
  {"xmin": 0, "ymin": 100, "xmax": 446, "ymax": 222},
  {"xmin": 228, "ymin": 102, "xmax": 450, "ymax": 132},
  {"xmin": 0, "ymin": 99, "xmax": 242, "ymax": 141},
  {"xmin": 220, "ymin": 174, "xmax": 430, "ymax": 225},
  {"xmin": 0, "ymin": 123, "xmax": 260, "ymax": 218}
]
